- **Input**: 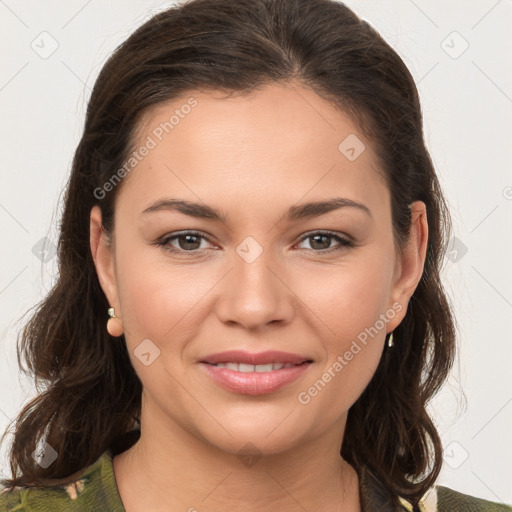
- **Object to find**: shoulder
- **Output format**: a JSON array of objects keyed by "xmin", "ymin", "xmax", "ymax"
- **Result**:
[
  {"xmin": 0, "ymin": 480, "xmax": 84, "ymax": 511},
  {"xmin": 0, "ymin": 450, "xmax": 125, "ymax": 512},
  {"xmin": 435, "ymin": 485, "xmax": 512, "ymax": 512},
  {"xmin": 0, "ymin": 479, "xmax": 88, "ymax": 512},
  {"xmin": 399, "ymin": 484, "xmax": 512, "ymax": 512},
  {"xmin": 359, "ymin": 465, "xmax": 511, "ymax": 512}
]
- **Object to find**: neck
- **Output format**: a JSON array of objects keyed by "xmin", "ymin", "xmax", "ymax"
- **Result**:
[{"xmin": 113, "ymin": 401, "xmax": 360, "ymax": 512}]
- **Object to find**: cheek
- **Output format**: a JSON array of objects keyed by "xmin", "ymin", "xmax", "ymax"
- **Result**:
[
  {"xmin": 293, "ymin": 252, "xmax": 394, "ymax": 339},
  {"xmin": 296, "ymin": 274, "xmax": 387, "ymax": 418},
  {"xmin": 292, "ymin": 257, "xmax": 391, "ymax": 408},
  {"xmin": 114, "ymin": 246, "xmax": 220, "ymax": 345},
  {"xmin": 297, "ymin": 338, "xmax": 383, "ymax": 427}
]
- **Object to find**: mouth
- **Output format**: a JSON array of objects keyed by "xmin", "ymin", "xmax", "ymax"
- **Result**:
[
  {"xmin": 198, "ymin": 360, "xmax": 314, "ymax": 395},
  {"xmin": 202, "ymin": 361, "xmax": 312, "ymax": 372},
  {"xmin": 199, "ymin": 349, "xmax": 313, "ymax": 366}
]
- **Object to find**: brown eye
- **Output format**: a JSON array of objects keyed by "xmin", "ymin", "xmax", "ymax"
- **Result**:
[
  {"xmin": 297, "ymin": 231, "xmax": 354, "ymax": 253},
  {"xmin": 174, "ymin": 233, "xmax": 202, "ymax": 251},
  {"xmin": 157, "ymin": 231, "xmax": 213, "ymax": 253}
]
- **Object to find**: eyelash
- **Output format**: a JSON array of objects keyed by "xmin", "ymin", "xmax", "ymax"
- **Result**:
[{"xmin": 155, "ymin": 230, "xmax": 354, "ymax": 255}]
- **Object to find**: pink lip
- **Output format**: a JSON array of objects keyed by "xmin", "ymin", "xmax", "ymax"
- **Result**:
[
  {"xmin": 199, "ymin": 361, "xmax": 313, "ymax": 395},
  {"xmin": 200, "ymin": 350, "xmax": 312, "ymax": 365}
]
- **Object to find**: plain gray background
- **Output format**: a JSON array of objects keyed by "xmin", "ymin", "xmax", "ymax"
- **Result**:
[{"xmin": 1, "ymin": 0, "xmax": 511, "ymax": 503}]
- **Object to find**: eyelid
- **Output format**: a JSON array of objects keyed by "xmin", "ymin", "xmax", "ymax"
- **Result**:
[{"xmin": 297, "ymin": 229, "xmax": 353, "ymax": 244}]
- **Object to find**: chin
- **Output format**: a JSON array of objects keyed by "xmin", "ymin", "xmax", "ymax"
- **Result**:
[{"xmin": 198, "ymin": 425, "xmax": 303, "ymax": 459}]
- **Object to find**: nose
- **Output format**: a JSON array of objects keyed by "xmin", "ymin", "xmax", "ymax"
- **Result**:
[{"xmin": 215, "ymin": 243, "xmax": 295, "ymax": 330}]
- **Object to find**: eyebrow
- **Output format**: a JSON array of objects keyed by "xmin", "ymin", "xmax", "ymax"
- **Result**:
[{"xmin": 141, "ymin": 197, "xmax": 372, "ymax": 223}]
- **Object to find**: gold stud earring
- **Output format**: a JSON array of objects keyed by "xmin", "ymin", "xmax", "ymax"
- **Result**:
[
  {"xmin": 107, "ymin": 307, "xmax": 124, "ymax": 337},
  {"xmin": 387, "ymin": 332, "xmax": 394, "ymax": 348}
]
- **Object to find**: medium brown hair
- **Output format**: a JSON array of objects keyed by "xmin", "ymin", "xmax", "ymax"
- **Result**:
[{"xmin": 1, "ymin": 0, "xmax": 456, "ymax": 507}]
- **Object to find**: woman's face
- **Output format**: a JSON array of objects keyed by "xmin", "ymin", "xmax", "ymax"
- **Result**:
[{"xmin": 90, "ymin": 82, "xmax": 427, "ymax": 457}]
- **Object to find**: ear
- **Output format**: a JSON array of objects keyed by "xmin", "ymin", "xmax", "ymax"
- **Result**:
[
  {"xmin": 386, "ymin": 200, "xmax": 429, "ymax": 331},
  {"xmin": 90, "ymin": 205, "xmax": 120, "ymax": 313}
]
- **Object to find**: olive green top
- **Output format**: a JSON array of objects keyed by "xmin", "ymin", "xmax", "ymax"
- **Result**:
[{"xmin": 1, "ymin": 449, "xmax": 511, "ymax": 511}]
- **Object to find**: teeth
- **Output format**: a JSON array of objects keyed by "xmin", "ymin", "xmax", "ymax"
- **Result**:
[{"xmin": 213, "ymin": 362, "xmax": 298, "ymax": 372}]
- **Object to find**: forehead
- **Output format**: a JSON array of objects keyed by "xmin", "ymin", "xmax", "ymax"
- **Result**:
[{"xmin": 119, "ymin": 82, "xmax": 387, "ymax": 215}]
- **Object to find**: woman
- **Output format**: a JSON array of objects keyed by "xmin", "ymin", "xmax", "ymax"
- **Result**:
[{"xmin": 1, "ymin": 0, "xmax": 510, "ymax": 510}]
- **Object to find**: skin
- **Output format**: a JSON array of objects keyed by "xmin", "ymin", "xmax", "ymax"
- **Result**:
[{"xmin": 90, "ymin": 81, "xmax": 428, "ymax": 512}]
